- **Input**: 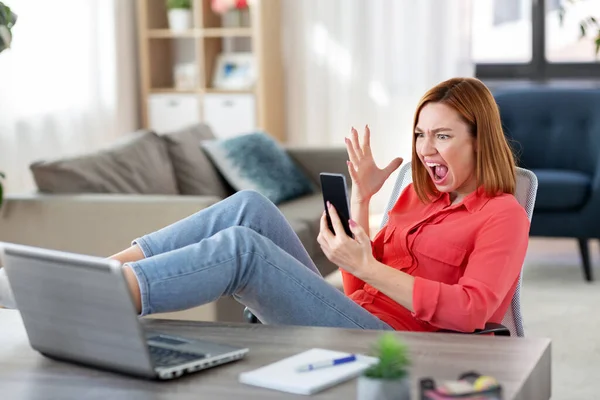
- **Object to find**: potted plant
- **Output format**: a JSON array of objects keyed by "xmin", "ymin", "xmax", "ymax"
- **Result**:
[
  {"xmin": 558, "ymin": 0, "xmax": 600, "ymax": 58},
  {"xmin": 167, "ymin": 0, "xmax": 192, "ymax": 32},
  {"xmin": 0, "ymin": 1, "xmax": 16, "ymax": 209},
  {"xmin": 357, "ymin": 333, "xmax": 411, "ymax": 400}
]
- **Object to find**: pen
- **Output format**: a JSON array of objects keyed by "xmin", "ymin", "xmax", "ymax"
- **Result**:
[{"xmin": 296, "ymin": 354, "xmax": 357, "ymax": 372}]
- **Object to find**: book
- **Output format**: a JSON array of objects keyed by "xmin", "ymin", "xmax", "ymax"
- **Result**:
[{"xmin": 239, "ymin": 348, "xmax": 378, "ymax": 395}]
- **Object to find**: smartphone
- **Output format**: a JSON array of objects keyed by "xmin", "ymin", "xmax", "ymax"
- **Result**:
[{"xmin": 320, "ymin": 173, "xmax": 353, "ymax": 238}]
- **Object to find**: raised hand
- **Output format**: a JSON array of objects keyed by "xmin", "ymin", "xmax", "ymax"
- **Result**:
[{"xmin": 345, "ymin": 126, "xmax": 403, "ymax": 204}]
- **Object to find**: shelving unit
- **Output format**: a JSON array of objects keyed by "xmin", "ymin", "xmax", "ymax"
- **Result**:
[{"xmin": 136, "ymin": 0, "xmax": 285, "ymax": 141}]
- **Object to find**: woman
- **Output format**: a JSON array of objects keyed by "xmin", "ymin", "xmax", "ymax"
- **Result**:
[{"xmin": 0, "ymin": 77, "xmax": 529, "ymax": 333}]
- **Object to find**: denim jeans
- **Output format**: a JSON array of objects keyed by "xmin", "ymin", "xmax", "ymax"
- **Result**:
[{"xmin": 128, "ymin": 190, "xmax": 393, "ymax": 330}]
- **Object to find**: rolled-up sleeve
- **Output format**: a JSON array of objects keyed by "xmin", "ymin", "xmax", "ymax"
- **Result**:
[
  {"xmin": 341, "ymin": 270, "xmax": 366, "ymax": 295},
  {"xmin": 412, "ymin": 207, "xmax": 530, "ymax": 332}
]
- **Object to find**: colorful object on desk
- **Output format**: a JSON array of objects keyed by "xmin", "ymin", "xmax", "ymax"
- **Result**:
[
  {"xmin": 420, "ymin": 371, "xmax": 503, "ymax": 399},
  {"xmin": 473, "ymin": 375, "xmax": 499, "ymax": 391},
  {"xmin": 296, "ymin": 354, "xmax": 357, "ymax": 372}
]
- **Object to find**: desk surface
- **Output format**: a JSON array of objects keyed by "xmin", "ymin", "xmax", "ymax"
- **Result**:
[{"xmin": 0, "ymin": 310, "xmax": 551, "ymax": 400}]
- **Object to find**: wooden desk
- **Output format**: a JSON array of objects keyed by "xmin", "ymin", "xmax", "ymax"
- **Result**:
[{"xmin": 0, "ymin": 310, "xmax": 551, "ymax": 399}]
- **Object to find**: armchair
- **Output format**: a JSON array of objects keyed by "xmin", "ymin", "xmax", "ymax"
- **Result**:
[
  {"xmin": 245, "ymin": 162, "xmax": 538, "ymax": 337},
  {"xmin": 494, "ymin": 88, "xmax": 600, "ymax": 281}
]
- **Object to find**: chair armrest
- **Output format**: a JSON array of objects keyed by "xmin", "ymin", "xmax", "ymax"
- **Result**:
[
  {"xmin": 0, "ymin": 193, "xmax": 222, "ymax": 257},
  {"xmin": 439, "ymin": 322, "xmax": 511, "ymax": 336},
  {"xmin": 473, "ymin": 322, "xmax": 511, "ymax": 336},
  {"xmin": 284, "ymin": 146, "xmax": 350, "ymax": 187}
]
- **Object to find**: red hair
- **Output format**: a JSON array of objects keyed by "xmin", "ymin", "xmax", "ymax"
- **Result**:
[{"xmin": 411, "ymin": 77, "xmax": 516, "ymax": 203}]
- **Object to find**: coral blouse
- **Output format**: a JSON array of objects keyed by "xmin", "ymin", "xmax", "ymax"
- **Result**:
[{"xmin": 342, "ymin": 183, "xmax": 530, "ymax": 332}]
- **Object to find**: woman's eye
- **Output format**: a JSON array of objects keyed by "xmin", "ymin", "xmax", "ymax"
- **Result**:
[
  {"xmin": 415, "ymin": 132, "xmax": 424, "ymax": 138},
  {"xmin": 437, "ymin": 134, "xmax": 449, "ymax": 140}
]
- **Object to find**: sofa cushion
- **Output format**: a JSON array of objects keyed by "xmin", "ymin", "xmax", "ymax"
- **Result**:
[
  {"xmin": 201, "ymin": 132, "xmax": 314, "ymax": 204},
  {"xmin": 30, "ymin": 130, "xmax": 179, "ymax": 195},
  {"xmin": 161, "ymin": 124, "xmax": 232, "ymax": 197},
  {"xmin": 532, "ymin": 169, "xmax": 591, "ymax": 211},
  {"xmin": 278, "ymin": 193, "xmax": 324, "ymax": 239},
  {"xmin": 287, "ymin": 219, "xmax": 315, "ymax": 257}
]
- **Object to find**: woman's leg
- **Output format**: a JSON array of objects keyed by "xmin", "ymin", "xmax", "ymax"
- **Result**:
[
  {"xmin": 113, "ymin": 190, "xmax": 320, "ymax": 275},
  {"xmin": 125, "ymin": 226, "xmax": 392, "ymax": 330}
]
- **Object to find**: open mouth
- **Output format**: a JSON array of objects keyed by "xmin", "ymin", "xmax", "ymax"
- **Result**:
[{"xmin": 425, "ymin": 162, "xmax": 449, "ymax": 183}]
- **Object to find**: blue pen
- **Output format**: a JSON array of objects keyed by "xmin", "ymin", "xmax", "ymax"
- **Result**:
[{"xmin": 296, "ymin": 354, "xmax": 357, "ymax": 372}]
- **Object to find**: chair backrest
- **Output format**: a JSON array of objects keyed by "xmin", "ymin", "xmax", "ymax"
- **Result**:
[{"xmin": 380, "ymin": 162, "xmax": 538, "ymax": 337}]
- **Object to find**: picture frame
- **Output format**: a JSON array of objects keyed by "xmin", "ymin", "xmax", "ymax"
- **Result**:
[{"xmin": 212, "ymin": 52, "xmax": 256, "ymax": 90}]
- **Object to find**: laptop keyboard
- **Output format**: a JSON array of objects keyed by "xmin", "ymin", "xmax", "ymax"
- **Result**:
[{"xmin": 149, "ymin": 345, "xmax": 206, "ymax": 367}]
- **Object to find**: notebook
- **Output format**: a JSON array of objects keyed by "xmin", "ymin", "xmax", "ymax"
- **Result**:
[{"xmin": 239, "ymin": 348, "xmax": 378, "ymax": 395}]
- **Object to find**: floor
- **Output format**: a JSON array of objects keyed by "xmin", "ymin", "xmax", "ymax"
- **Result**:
[{"xmin": 521, "ymin": 238, "xmax": 600, "ymax": 400}]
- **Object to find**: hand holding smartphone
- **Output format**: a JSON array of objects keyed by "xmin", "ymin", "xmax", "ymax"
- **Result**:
[{"xmin": 319, "ymin": 173, "xmax": 353, "ymax": 238}]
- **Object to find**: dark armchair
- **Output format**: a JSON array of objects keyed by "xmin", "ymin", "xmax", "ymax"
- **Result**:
[{"xmin": 495, "ymin": 88, "xmax": 600, "ymax": 281}]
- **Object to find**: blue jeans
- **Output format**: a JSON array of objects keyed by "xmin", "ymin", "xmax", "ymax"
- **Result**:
[{"xmin": 128, "ymin": 190, "xmax": 393, "ymax": 330}]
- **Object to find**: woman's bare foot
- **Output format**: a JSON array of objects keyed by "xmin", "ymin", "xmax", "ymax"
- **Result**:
[
  {"xmin": 109, "ymin": 244, "xmax": 146, "ymax": 265},
  {"xmin": 108, "ymin": 245, "xmax": 145, "ymax": 315},
  {"xmin": 122, "ymin": 265, "xmax": 142, "ymax": 314}
]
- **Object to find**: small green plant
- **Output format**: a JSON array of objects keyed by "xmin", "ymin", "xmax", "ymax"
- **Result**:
[
  {"xmin": 0, "ymin": 1, "xmax": 17, "ymax": 54},
  {"xmin": 167, "ymin": 0, "xmax": 192, "ymax": 10},
  {"xmin": 363, "ymin": 333, "xmax": 410, "ymax": 380},
  {"xmin": 558, "ymin": 0, "xmax": 600, "ymax": 57}
]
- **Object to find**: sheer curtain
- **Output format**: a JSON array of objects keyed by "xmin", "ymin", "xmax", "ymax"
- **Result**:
[
  {"xmin": 0, "ymin": 0, "xmax": 138, "ymax": 194},
  {"xmin": 282, "ymin": 0, "xmax": 474, "ymax": 212}
]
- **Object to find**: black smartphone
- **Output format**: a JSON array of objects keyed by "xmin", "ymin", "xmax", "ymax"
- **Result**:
[{"xmin": 320, "ymin": 173, "xmax": 353, "ymax": 238}]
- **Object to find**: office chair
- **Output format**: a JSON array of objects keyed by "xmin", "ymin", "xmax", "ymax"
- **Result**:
[{"xmin": 245, "ymin": 162, "xmax": 538, "ymax": 337}]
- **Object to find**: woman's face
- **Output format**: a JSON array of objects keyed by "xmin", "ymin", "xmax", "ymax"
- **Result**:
[{"xmin": 415, "ymin": 102, "xmax": 478, "ymax": 199}]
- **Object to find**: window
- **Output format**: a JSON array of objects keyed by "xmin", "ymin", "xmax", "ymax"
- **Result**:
[
  {"xmin": 472, "ymin": 0, "xmax": 532, "ymax": 63},
  {"xmin": 473, "ymin": 0, "xmax": 600, "ymax": 79}
]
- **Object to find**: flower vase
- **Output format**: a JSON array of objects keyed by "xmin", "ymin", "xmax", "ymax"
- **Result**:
[
  {"xmin": 222, "ymin": 9, "xmax": 242, "ymax": 28},
  {"xmin": 240, "ymin": 8, "xmax": 251, "ymax": 27},
  {"xmin": 357, "ymin": 375, "xmax": 410, "ymax": 400}
]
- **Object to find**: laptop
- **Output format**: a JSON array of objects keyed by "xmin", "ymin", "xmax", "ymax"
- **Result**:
[{"xmin": 0, "ymin": 242, "xmax": 249, "ymax": 380}]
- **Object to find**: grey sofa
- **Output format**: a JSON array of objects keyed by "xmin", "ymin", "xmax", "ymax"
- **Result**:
[
  {"xmin": 495, "ymin": 88, "xmax": 600, "ymax": 281},
  {"xmin": 0, "ymin": 124, "xmax": 349, "ymax": 322}
]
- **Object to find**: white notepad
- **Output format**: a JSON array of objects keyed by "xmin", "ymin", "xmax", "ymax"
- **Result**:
[{"xmin": 239, "ymin": 348, "xmax": 378, "ymax": 395}]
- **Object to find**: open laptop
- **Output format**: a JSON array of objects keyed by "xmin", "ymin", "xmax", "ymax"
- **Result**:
[{"xmin": 0, "ymin": 242, "xmax": 249, "ymax": 380}]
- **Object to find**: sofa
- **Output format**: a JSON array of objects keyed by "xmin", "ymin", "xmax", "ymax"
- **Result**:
[
  {"xmin": 495, "ymin": 87, "xmax": 600, "ymax": 281},
  {"xmin": 0, "ymin": 124, "xmax": 349, "ymax": 321}
]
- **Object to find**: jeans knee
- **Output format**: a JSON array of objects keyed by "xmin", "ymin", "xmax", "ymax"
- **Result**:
[
  {"xmin": 236, "ymin": 189, "xmax": 270, "ymax": 204},
  {"xmin": 224, "ymin": 226, "xmax": 263, "ymax": 254},
  {"xmin": 235, "ymin": 190, "xmax": 277, "ymax": 213}
]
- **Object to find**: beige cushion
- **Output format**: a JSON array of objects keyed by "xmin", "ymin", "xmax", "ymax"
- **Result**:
[
  {"xmin": 287, "ymin": 219, "xmax": 315, "ymax": 257},
  {"xmin": 161, "ymin": 124, "xmax": 232, "ymax": 197},
  {"xmin": 278, "ymin": 193, "xmax": 324, "ymax": 238},
  {"xmin": 324, "ymin": 269, "xmax": 344, "ymax": 290},
  {"xmin": 30, "ymin": 130, "xmax": 179, "ymax": 195}
]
